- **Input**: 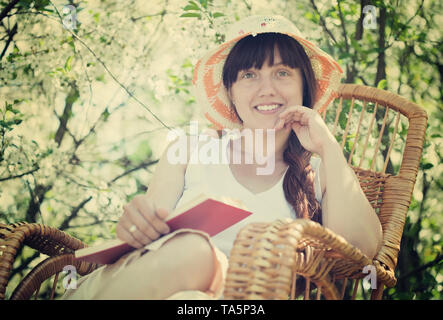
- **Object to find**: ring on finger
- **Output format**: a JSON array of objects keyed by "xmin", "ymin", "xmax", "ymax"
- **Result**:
[{"xmin": 129, "ymin": 224, "xmax": 137, "ymax": 233}]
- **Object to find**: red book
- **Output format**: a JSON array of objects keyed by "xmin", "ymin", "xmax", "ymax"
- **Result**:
[{"xmin": 74, "ymin": 194, "xmax": 251, "ymax": 265}]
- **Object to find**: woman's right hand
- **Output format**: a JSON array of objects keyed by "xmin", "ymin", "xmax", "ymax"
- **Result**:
[{"xmin": 116, "ymin": 194, "xmax": 171, "ymax": 249}]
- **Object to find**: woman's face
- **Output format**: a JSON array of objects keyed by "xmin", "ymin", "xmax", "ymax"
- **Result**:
[{"xmin": 229, "ymin": 48, "xmax": 303, "ymax": 130}]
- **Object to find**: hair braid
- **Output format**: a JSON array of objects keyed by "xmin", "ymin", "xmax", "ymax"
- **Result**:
[{"xmin": 283, "ymin": 131, "xmax": 322, "ymax": 223}]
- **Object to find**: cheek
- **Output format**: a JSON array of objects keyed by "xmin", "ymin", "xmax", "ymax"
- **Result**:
[
  {"xmin": 229, "ymin": 87, "xmax": 248, "ymax": 122},
  {"xmin": 231, "ymin": 85, "xmax": 252, "ymax": 107},
  {"xmin": 282, "ymin": 82, "xmax": 303, "ymax": 105}
]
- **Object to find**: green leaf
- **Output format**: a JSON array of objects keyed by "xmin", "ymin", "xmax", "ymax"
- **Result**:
[
  {"xmin": 213, "ymin": 12, "xmax": 224, "ymax": 18},
  {"xmin": 93, "ymin": 12, "xmax": 100, "ymax": 23},
  {"xmin": 338, "ymin": 52, "xmax": 352, "ymax": 60},
  {"xmin": 198, "ymin": 0, "xmax": 208, "ymax": 9},
  {"xmin": 64, "ymin": 56, "xmax": 74, "ymax": 72},
  {"xmin": 420, "ymin": 163, "xmax": 434, "ymax": 170},
  {"xmin": 377, "ymin": 79, "xmax": 387, "ymax": 90},
  {"xmin": 181, "ymin": 59, "xmax": 193, "ymax": 68},
  {"xmin": 180, "ymin": 13, "xmax": 201, "ymax": 18},
  {"xmin": 96, "ymin": 74, "xmax": 105, "ymax": 82},
  {"xmin": 183, "ymin": 3, "xmax": 199, "ymax": 11},
  {"xmin": 34, "ymin": 0, "xmax": 50, "ymax": 10}
]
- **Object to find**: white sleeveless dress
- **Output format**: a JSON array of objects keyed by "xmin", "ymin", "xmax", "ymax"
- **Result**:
[{"xmin": 174, "ymin": 134, "xmax": 323, "ymax": 257}]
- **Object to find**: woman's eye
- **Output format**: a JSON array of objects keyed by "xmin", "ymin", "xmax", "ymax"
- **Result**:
[
  {"xmin": 241, "ymin": 72, "xmax": 256, "ymax": 79},
  {"xmin": 278, "ymin": 70, "xmax": 290, "ymax": 77}
]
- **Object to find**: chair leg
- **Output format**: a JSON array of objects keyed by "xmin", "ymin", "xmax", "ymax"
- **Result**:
[{"xmin": 370, "ymin": 281, "xmax": 384, "ymax": 300}]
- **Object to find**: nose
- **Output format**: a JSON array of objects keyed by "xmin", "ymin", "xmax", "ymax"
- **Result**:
[{"xmin": 257, "ymin": 75, "xmax": 277, "ymax": 97}]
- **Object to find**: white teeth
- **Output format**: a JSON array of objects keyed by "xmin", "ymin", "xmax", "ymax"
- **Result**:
[{"xmin": 256, "ymin": 104, "xmax": 280, "ymax": 111}]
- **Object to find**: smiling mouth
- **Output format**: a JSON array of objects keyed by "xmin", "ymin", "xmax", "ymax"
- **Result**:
[{"xmin": 254, "ymin": 104, "xmax": 283, "ymax": 113}]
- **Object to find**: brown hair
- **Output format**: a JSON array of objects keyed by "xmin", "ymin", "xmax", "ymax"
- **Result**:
[{"xmin": 222, "ymin": 33, "xmax": 322, "ymax": 223}]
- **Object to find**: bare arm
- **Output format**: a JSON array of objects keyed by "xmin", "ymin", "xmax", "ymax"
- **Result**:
[
  {"xmin": 144, "ymin": 139, "xmax": 188, "ymax": 212},
  {"xmin": 116, "ymin": 137, "xmax": 189, "ymax": 248},
  {"xmin": 319, "ymin": 140, "xmax": 383, "ymax": 259},
  {"xmin": 276, "ymin": 106, "xmax": 383, "ymax": 259}
]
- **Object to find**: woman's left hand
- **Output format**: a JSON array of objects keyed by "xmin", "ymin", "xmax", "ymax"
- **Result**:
[{"xmin": 274, "ymin": 105, "xmax": 336, "ymax": 156}]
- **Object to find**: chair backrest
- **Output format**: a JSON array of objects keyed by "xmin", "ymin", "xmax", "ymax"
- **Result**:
[{"xmin": 324, "ymin": 84, "xmax": 427, "ymax": 274}]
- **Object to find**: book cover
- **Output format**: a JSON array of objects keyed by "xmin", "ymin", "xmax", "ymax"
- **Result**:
[{"xmin": 74, "ymin": 194, "xmax": 251, "ymax": 265}]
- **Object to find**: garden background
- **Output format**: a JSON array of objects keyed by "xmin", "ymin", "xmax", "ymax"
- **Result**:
[{"xmin": 0, "ymin": 0, "xmax": 441, "ymax": 299}]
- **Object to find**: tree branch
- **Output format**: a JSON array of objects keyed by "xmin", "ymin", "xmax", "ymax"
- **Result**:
[
  {"xmin": 374, "ymin": 5, "xmax": 386, "ymax": 86},
  {"xmin": 0, "ymin": 166, "xmax": 40, "ymax": 182},
  {"xmin": 130, "ymin": 10, "xmax": 167, "ymax": 22},
  {"xmin": 0, "ymin": 0, "xmax": 20, "ymax": 23},
  {"xmin": 59, "ymin": 196, "xmax": 93, "ymax": 230},
  {"xmin": 25, "ymin": 181, "xmax": 51, "ymax": 223},
  {"xmin": 398, "ymin": 253, "xmax": 443, "ymax": 281},
  {"xmin": 337, "ymin": 0, "xmax": 355, "ymax": 83},
  {"xmin": 48, "ymin": 0, "xmax": 172, "ymax": 131},
  {"xmin": 0, "ymin": 22, "xmax": 17, "ymax": 60},
  {"xmin": 8, "ymin": 251, "xmax": 41, "ymax": 282},
  {"xmin": 385, "ymin": 0, "xmax": 425, "ymax": 49},
  {"xmin": 54, "ymin": 82, "xmax": 78, "ymax": 147},
  {"xmin": 309, "ymin": 0, "xmax": 338, "ymax": 45},
  {"xmin": 337, "ymin": 0, "xmax": 350, "ymax": 53},
  {"xmin": 242, "ymin": 0, "xmax": 252, "ymax": 11},
  {"xmin": 355, "ymin": 0, "xmax": 371, "ymax": 41},
  {"xmin": 109, "ymin": 159, "xmax": 159, "ymax": 184}
]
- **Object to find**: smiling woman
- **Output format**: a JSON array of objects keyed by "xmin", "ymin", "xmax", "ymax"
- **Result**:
[
  {"xmin": 221, "ymin": 32, "xmax": 322, "ymax": 224},
  {"xmin": 61, "ymin": 15, "xmax": 382, "ymax": 300}
]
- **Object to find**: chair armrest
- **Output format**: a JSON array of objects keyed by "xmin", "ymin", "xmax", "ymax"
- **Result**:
[
  {"xmin": 224, "ymin": 218, "xmax": 396, "ymax": 300},
  {"xmin": 0, "ymin": 222, "xmax": 98, "ymax": 300}
]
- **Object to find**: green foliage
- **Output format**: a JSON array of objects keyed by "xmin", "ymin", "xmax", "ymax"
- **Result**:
[
  {"xmin": 0, "ymin": 0, "xmax": 441, "ymax": 300},
  {"xmin": 180, "ymin": 0, "xmax": 225, "ymax": 42}
]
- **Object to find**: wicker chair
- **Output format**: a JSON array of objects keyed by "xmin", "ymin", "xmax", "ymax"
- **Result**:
[{"xmin": 0, "ymin": 84, "xmax": 427, "ymax": 300}]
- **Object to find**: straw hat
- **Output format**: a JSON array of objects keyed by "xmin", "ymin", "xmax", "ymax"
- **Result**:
[{"xmin": 192, "ymin": 15, "xmax": 344, "ymax": 130}]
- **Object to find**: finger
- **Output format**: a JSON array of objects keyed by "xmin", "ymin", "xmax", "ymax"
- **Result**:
[
  {"xmin": 279, "ymin": 111, "xmax": 303, "ymax": 125},
  {"xmin": 279, "ymin": 114, "xmax": 302, "ymax": 130},
  {"xmin": 121, "ymin": 215, "xmax": 151, "ymax": 247},
  {"xmin": 284, "ymin": 120, "xmax": 293, "ymax": 130},
  {"xmin": 286, "ymin": 112, "xmax": 303, "ymax": 123},
  {"xmin": 280, "ymin": 106, "xmax": 314, "ymax": 124},
  {"xmin": 125, "ymin": 203, "xmax": 162, "ymax": 242},
  {"xmin": 155, "ymin": 207, "xmax": 170, "ymax": 220},
  {"xmin": 279, "ymin": 105, "xmax": 305, "ymax": 118},
  {"xmin": 116, "ymin": 221, "xmax": 144, "ymax": 249},
  {"xmin": 274, "ymin": 117, "xmax": 285, "ymax": 130},
  {"xmin": 285, "ymin": 109, "xmax": 311, "ymax": 126},
  {"xmin": 135, "ymin": 198, "xmax": 171, "ymax": 235},
  {"xmin": 150, "ymin": 205, "xmax": 171, "ymax": 235},
  {"xmin": 291, "ymin": 121, "xmax": 303, "ymax": 133}
]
